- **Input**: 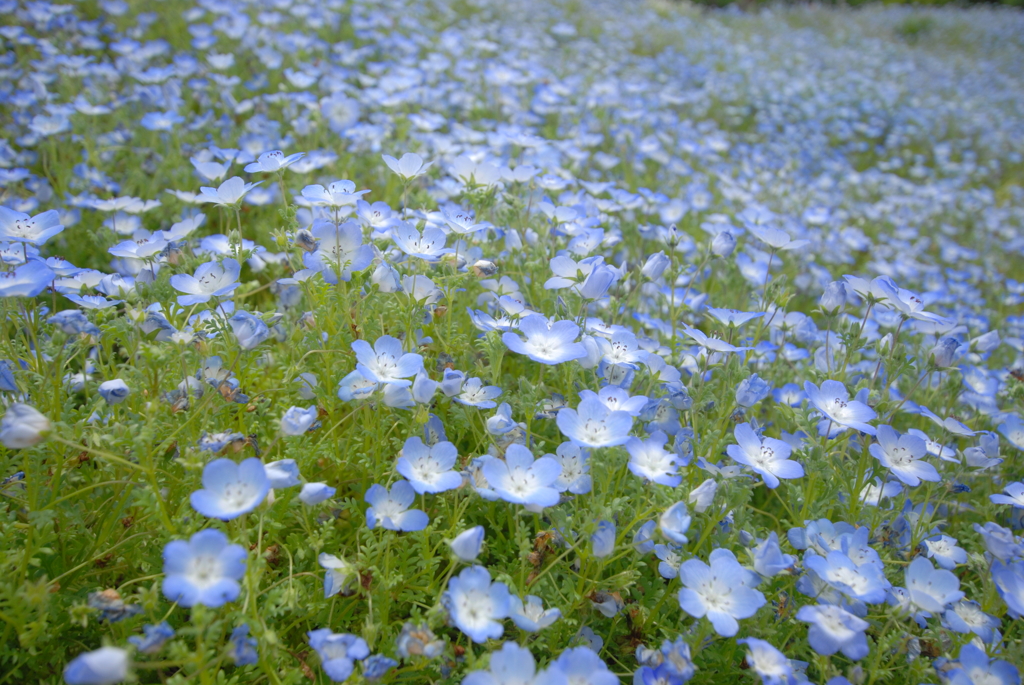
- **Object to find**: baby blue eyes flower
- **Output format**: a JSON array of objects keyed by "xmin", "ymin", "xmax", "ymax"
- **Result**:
[
  {"xmin": 735, "ymin": 373, "xmax": 771, "ymax": 407},
  {"xmin": 946, "ymin": 643, "xmax": 1020, "ymax": 685},
  {"xmin": 443, "ymin": 566, "xmax": 510, "ymax": 643},
  {"xmin": 362, "ymin": 654, "xmax": 398, "ymax": 681},
  {"xmin": 190, "ymin": 457, "xmax": 270, "ymax": 520},
  {"xmin": 992, "ymin": 559, "xmax": 1024, "ymax": 618},
  {"xmin": 677, "ymin": 549, "xmax": 766, "ymax": 637},
  {"xmin": 486, "ymin": 402, "xmax": 518, "ymax": 435},
  {"xmin": 509, "ymin": 594, "xmax": 562, "ymax": 632},
  {"xmin": 869, "ymin": 425, "xmax": 939, "ymax": 487},
  {"xmin": 591, "ymin": 520, "xmax": 616, "ymax": 558},
  {"xmin": 991, "ymin": 482, "xmax": 1024, "ymax": 509},
  {"xmin": 923, "ymin": 535, "xmax": 967, "ymax": 570},
  {"xmin": 502, "ymin": 315, "xmax": 588, "ymax": 365},
  {"xmin": 0, "ymin": 402, "xmax": 50, "ymax": 448},
  {"xmin": 752, "ymin": 532, "xmax": 796, "ymax": 578},
  {"xmin": 245, "ymin": 150, "xmax": 305, "ymax": 173},
  {"xmin": 319, "ymin": 553, "xmax": 357, "ymax": 598},
  {"xmin": 557, "ymin": 396, "xmax": 634, "ymax": 448},
  {"xmin": 299, "ymin": 482, "xmax": 336, "ymax": 505},
  {"xmin": 737, "ymin": 638, "xmax": 794, "ymax": 685},
  {"xmin": 480, "ymin": 444, "xmax": 562, "ymax": 508},
  {"xmin": 450, "ymin": 526, "xmax": 485, "ymax": 562},
  {"xmin": 453, "ymin": 377, "xmax": 503, "ymax": 408},
  {"xmin": 364, "ymin": 480, "xmax": 428, "ymax": 531},
  {"xmin": 659, "ymin": 502, "xmax": 692, "ymax": 545},
  {"xmin": 228, "ymin": 310, "xmax": 271, "ymax": 350},
  {"xmin": 307, "ymin": 629, "xmax": 370, "ymax": 682},
  {"xmin": 804, "ymin": 551, "xmax": 890, "ymax": 604},
  {"xmin": 229, "ymin": 624, "xmax": 259, "ymax": 666},
  {"xmin": 162, "ymin": 529, "xmax": 247, "ymax": 608},
  {"xmin": 396, "ymin": 437, "xmax": 462, "ymax": 494},
  {"xmin": 904, "ymin": 556, "xmax": 963, "ymax": 623},
  {"xmin": 300, "ymin": 180, "xmax": 370, "ymax": 207},
  {"xmin": 98, "ymin": 379, "xmax": 130, "ymax": 405},
  {"xmin": 127, "ymin": 622, "xmax": 174, "ymax": 654},
  {"xmin": 626, "ymin": 430, "xmax": 681, "ymax": 487},
  {"xmin": 0, "ymin": 206, "xmax": 64, "ymax": 245},
  {"xmin": 352, "ymin": 335, "xmax": 424, "ymax": 387},
  {"xmin": 199, "ymin": 176, "xmax": 262, "ymax": 206},
  {"xmin": 280, "ymin": 405, "xmax": 319, "ymax": 436},
  {"xmin": 382, "ymin": 152, "xmax": 431, "ymax": 180},
  {"xmin": 63, "ymin": 646, "xmax": 129, "ymax": 685},
  {"xmin": 396, "ymin": 622, "xmax": 444, "ymax": 659},
  {"xmin": 804, "ymin": 379, "xmax": 877, "ymax": 437},
  {"xmin": 0, "ymin": 259, "xmax": 56, "ymax": 297},
  {"xmin": 169, "ymin": 258, "xmax": 241, "ymax": 306},
  {"xmin": 304, "ymin": 220, "xmax": 374, "ymax": 283},
  {"xmin": 726, "ymin": 422, "xmax": 804, "ymax": 489},
  {"xmin": 796, "ymin": 604, "xmax": 869, "ymax": 660}
]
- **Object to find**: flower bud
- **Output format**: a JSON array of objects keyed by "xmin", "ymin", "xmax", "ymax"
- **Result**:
[
  {"xmin": 641, "ymin": 251, "xmax": 670, "ymax": 280},
  {"xmin": 819, "ymin": 281, "xmax": 846, "ymax": 313},
  {"xmin": 0, "ymin": 403, "xmax": 50, "ymax": 448},
  {"xmin": 877, "ymin": 333, "xmax": 893, "ymax": 354},
  {"xmin": 929, "ymin": 336, "xmax": 960, "ymax": 368},
  {"xmin": 688, "ymin": 478, "xmax": 718, "ymax": 513},
  {"xmin": 711, "ymin": 231, "xmax": 736, "ymax": 257},
  {"xmin": 450, "ymin": 525, "xmax": 485, "ymax": 562}
]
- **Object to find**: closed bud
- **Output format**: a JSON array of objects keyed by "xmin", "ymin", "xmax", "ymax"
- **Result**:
[
  {"xmin": 711, "ymin": 231, "xmax": 736, "ymax": 257},
  {"xmin": 971, "ymin": 329, "xmax": 1000, "ymax": 354},
  {"xmin": 930, "ymin": 336, "xmax": 960, "ymax": 368},
  {"xmin": 877, "ymin": 333, "xmax": 893, "ymax": 354},
  {"xmin": 641, "ymin": 251, "xmax": 670, "ymax": 280},
  {"xmin": 819, "ymin": 281, "xmax": 846, "ymax": 313}
]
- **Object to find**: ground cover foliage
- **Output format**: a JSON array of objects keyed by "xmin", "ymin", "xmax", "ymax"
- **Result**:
[{"xmin": 2, "ymin": 0, "xmax": 1024, "ymax": 683}]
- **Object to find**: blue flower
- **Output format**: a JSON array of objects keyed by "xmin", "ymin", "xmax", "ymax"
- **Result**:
[
  {"xmin": 319, "ymin": 553, "xmax": 357, "ymax": 598},
  {"xmin": 364, "ymin": 480, "xmax": 428, "ymax": 531},
  {"xmin": 396, "ymin": 622, "xmax": 444, "ymax": 659},
  {"xmin": 280, "ymin": 405, "xmax": 319, "ymax": 436},
  {"xmin": 229, "ymin": 624, "xmax": 259, "ymax": 666},
  {"xmin": 352, "ymin": 335, "xmax": 423, "ymax": 387},
  {"xmin": 265, "ymin": 459, "xmax": 301, "ymax": 488},
  {"xmin": 128, "ymin": 622, "xmax": 175, "ymax": 655},
  {"xmin": 307, "ymin": 629, "xmax": 370, "ymax": 682},
  {"xmin": 751, "ymin": 532, "xmax": 796, "ymax": 578},
  {"xmin": 98, "ymin": 379, "xmax": 130, "ymax": 405},
  {"xmin": 0, "ymin": 207, "xmax": 64, "ymax": 245},
  {"xmin": 804, "ymin": 551, "xmax": 890, "ymax": 604},
  {"xmin": 557, "ymin": 396, "xmax": 634, "ymax": 448},
  {"xmin": 503, "ymin": 315, "xmax": 588, "ymax": 365},
  {"xmin": 992, "ymin": 559, "xmax": 1024, "ymax": 618},
  {"xmin": 162, "ymin": 529, "xmax": 246, "ymax": 607},
  {"xmin": 462, "ymin": 642, "xmax": 541, "ymax": 685},
  {"xmin": 169, "ymin": 258, "xmax": 241, "ymax": 306},
  {"xmin": 677, "ymin": 549, "xmax": 766, "ymax": 636},
  {"xmin": 737, "ymin": 638, "xmax": 795, "ymax": 685},
  {"xmin": 443, "ymin": 565, "xmax": 510, "ymax": 643},
  {"xmin": 509, "ymin": 594, "xmax": 561, "ymax": 632},
  {"xmin": 480, "ymin": 444, "xmax": 561, "ymax": 508},
  {"xmin": 946, "ymin": 643, "xmax": 1019, "ymax": 685},
  {"xmin": 626, "ymin": 430, "xmax": 681, "ymax": 486},
  {"xmin": 0, "ymin": 403, "xmax": 50, "ymax": 448},
  {"xmin": 452, "ymin": 377, "xmax": 503, "ymax": 408},
  {"xmin": 735, "ymin": 373, "xmax": 771, "ymax": 407},
  {"xmin": 396, "ymin": 437, "xmax": 462, "ymax": 494},
  {"xmin": 362, "ymin": 654, "xmax": 398, "ymax": 681},
  {"xmin": 659, "ymin": 502, "xmax": 692, "ymax": 545},
  {"xmin": 796, "ymin": 604, "xmax": 869, "ymax": 660},
  {"xmin": 450, "ymin": 525, "xmax": 485, "ymax": 562},
  {"xmin": 190, "ymin": 458, "xmax": 270, "ymax": 520},
  {"xmin": 228, "ymin": 310, "xmax": 271, "ymax": 350},
  {"xmin": 63, "ymin": 647, "xmax": 128, "ymax": 685},
  {"xmin": 591, "ymin": 520, "xmax": 616, "ymax": 558},
  {"xmin": 299, "ymin": 482, "xmax": 336, "ymax": 505}
]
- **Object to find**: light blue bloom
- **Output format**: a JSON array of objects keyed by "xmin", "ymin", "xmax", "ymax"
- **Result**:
[
  {"xmin": 352, "ymin": 335, "xmax": 423, "ymax": 387},
  {"xmin": 450, "ymin": 525, "xmax": 485, "ymax": 562},
  {"xmin": 0, "ymin": 206, "xmax": 63, "ymax": 245},
  {"xmin": 480, "ymin": 444, "xmax": 561, "ymax": 508},
  {"xmin": 63, "ymin": 647, "xmax": 128, "ymax": 685},
  {"xmin": 453, "ymin": 377, "xmax": 503, "ymax": 408},
  {"xmin": 396, "ymin": 437, "xmax": 462, "ymax": 494},
  {"xmin": 804, "ymin": 551, "xmax": 890, "ymax": 604},
  {"xmin": 228, "ymin": 310, "xmax": 271, "ymax": 350},
  {"xmin": 307, "ymin": 629, "xmax": 370, "ymax": 682},
  {"xmin": 162, "ymin": 529, "xmax": 246, "ymax": 607},
  {"xmin": 772, "ymin": 383, "xmax": 806, "ymax": 407},
  {"xmin": 633, "ymin": 520, "xmax": 656, "ymax": 555},
  {"xmin": 486, "ymin": 402, "xmax": 518, "ymax": 435},
  {"xmin": 735, "ymin": 373, "xmax": 772, "ymax": 407},
  {"xmin": 550, "ymin": 441, "xmax": 592, "ymax": 494},
  {"xmin": 556, "ymin": 647, "xmax": 619, "ymax": 685},
  {"xmin": 752, "ymin": 532, "xmax": 796, "ymax": 578},
  {"xmin": 659, "ymin": 502, "xmax": 692, "ymax": 545},
  {"xmin": 804, "ymin": 380, "xmax": 876, "ymax": 438},
  {"xmin": 726, "ymin": 422, "xmax": 803, "ymax": 489},
  {"xmin": 462, "ymin": 642, "xmax": 537, "ymax": 685},
  {"xmin": 503, "ymin": 315, "xmax": 588, "ymax": 365},
  {"xmin": 0, "ymin": 403, "xmax": 50, "ymax": 448},
  {"xmin": 591, "ymin": 520, "xmax": 616, "ymax": 558},
  {"xmin": 439, "ymin": 369, "xmax": 466, "ymax": 396},
  {"xmin": 362, "ymin": 654, "xmax": 398, "ymax": 681},
  {"xmin": 229, "ymin": 624, "xmax": 259, "ymax": 666},
  {"xmin": 737, "ymin": 638, "xmax": 795, "ymax": 685},
  {"xmin": 169, "ymin": 258, "xmax": 241, "ymax": 306},
  {"xmin": 128, "ymin": 622, "xmax": 174, "ymax": 655},
  {"xmin": 655, "ymin": 544, "xmax": 683, "ymax": 579},
  {"xmin": 626, "ymin": 430, "xmax": 681, "ymax": 486},
  {"xmin": 337, "ymin": 370, "xmax": 379, "ymax": 401},
  {"xmin": 190, "ymin": 458, "xmax": 270, "ymax": 520},
  {"xmin": 509, "ymin": 594, "xmax": 561, "ymax": 632},
  {"xmin": 98, "ymin": 379, "xmax": 130, "ymax": 405},
  {"xmin": 796, "ymin": 604, "xmax": 869, "ymax": 660},
  {"xmin": 280, "ymin": 405, "xmax": 319, "ymax": 436},
  {"xmin": 303, "ymin": 220, "xmax": 374, "ymax": 283},
  {"xmin": 49, "ymin": 310, "xmax": 101, "ymax": 336},
  {"xmin": 923, "ymin": 535, "xmax": 967, "ymax": 570},
  {"xmin": 443, "ymin": 565, "xmax": 510, "ymax": 643},
  {"xmin": 364, "ymin": 480, "xmax": 428, "ymax": 531},
  {"xmin": 299, "ymin": 482, "xmax": 336, "ymax": 505},
  {"xmin": 677, "ymin": 549, "xmax": 766, "ymax": 636},
  {"xmin": 557, "ymin": 396, "xmax": 633, "ymax": 448},
  {"xmin": 992, "ymin": 559, "xmax": 1024, "ymax": 618},
  {"xmin": 946, "ymin": 643, "xmax": 1020, "ymax": 685}
]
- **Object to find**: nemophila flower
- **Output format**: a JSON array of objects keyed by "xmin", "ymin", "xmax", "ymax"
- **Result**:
[
  {"xmin": 383, "ymin": 152, "xmax": 431, "ymax": 179},
  {"xmin": 443, "ymin": 565, "xmax": 510, "ymax": 643},
  {"xmin": 304, "ymin": 220, "xmax": 374, "ymax": 283},
  {"xmin": 557, "ymin": 396, "xmax": 633, "ymax": 448},
  {"xmin": 190, "ymin": 457, "xmax": 270, "ymax": 520},
  {"xmin": 974, "ymin": 522, "xmax": 1023, "ymax": 562},
  {"xmin": 681, "ymin": 327, "xmax": 751, "ymax": 354},
  {"xmin": 319, "ymin": 553, "xmax": 356, "ymax": 598},
  {"xmin": 677, "ymin": 549, "xmax": 766, "ymax": 637},
  {"xmin": 555, "ymin": 647, "xmax": 619, "ymax": 685},
  {"xmin": 337, "ymin": 370, "xmax": 379, "ymax": 401},
  {"xmin": 804, "ymin": 551, "xmax": 890, "ymax": 604},
  {"xmin": 63, "ymin": 647, "xmax": 129, "ymax": 685},
  {"xmin": 98, "ymin": 379, "xmax": 130, "ymax": 405},
  {"xmin": 50, "ymin": 310, "xmax": 101, "ymax": 337},
  {"xmin": 396, "ymin": 622, "xmax": 444, "ymax": 659},
  {"xmin": 581, "ymin": 386, "xmax": 648, "ymax": 416},
  {"xmin": 128, "ymin": 622, "xmax": 174, "ymax": 655},
  {"xmin": 480, "ymin": 444, "xmax": 561, "ymax": 508},
  {"xmin": 804, "ymin": 380, "xmax": 876, "ymax": 437},
  {"xmin": 362, "ymin": 654, "xmax": 398, "ymax": 682},
  {"xmin": 904, "ymin": 556, "xmax": 963, "ymax": 624},
  {"xmin": 441, "ymin": 206, "xmax": 489, "ymax": 235},
  {"xmin": 993, "ymin": 560, "xmax": 1024, "ymax": 617},
  {"xmin": 944, "ymin": 600, "xmax": 1000, "ymax": 643},
  {"xmin": 0, "ymin": 259, "xmax": 56, "ymax": 297},
  {"xmin": 307, "ymin": 629, "xmax": 370, "ymax": 683},
  {"xmin": 509, "ymin": 594, "xmax": 562, "ymax": 632},
  {"xmin": 299, "ymin": 483, "xmax": 336, "ymax": 505},
  {"xmin": 487, "ymin": 403, "xmax": 519, "ymax": 435},
  {"xmin": 923, "ymin": 535, "xmax": 967, "ymax": 570},
  {"xmin": 752, "ymin": 532, "xmax": 796, "ymax": 578},
  {"xmin": 735, "ymin": 374, "xmax": 771, "ymax": 407},
  {"xmin": 228, "ymin": 311, "xmax": 271, "ymax": 350},
  {"xmin": 0, "ymin": 403, "xmax": 50, "ymax": 448},
  {"xmin": 998, "ymin": 415, "xmax": 1024, "ymax": 451},
  {"xmin": 796, "ymin": 604, "xmax": 869, "ymax": 660},
  {"xmin": 626, "ymin": 430, "xmax": 681, "ymax": 486},
  {"xmin": 660, "ymin": 502, "xmax": 692, "ymax": 544},
  {"xmin": 162, "ymin": 529, "xmax": 246, "ymax": 608},
  {"xmin": 229, "ymin": 625, "xmax": 259, "ymax": 666},
  {"xmin": 169, "ymin": 258, "xmax": 241, "ymax": 305},
  {"xmin": 451, "ymin": 526, "xmax": 485, "ymax": 562},
  {"xmin": 462, "ymin": 642, "xmax": 539, "ymax": 685},
  {"xmin": 245, "ymin": 150, "xmax": 305, "ymax": 173},
  {"xmin": 596, "ymin": 330, "xmax": 649, "ymax": 368},
  {"xmin": 737, "ymin": 639, "xmax": 795, "ymax": 685},
  {"xmin": 869, "ymin": 425, "xmax": 938, "ymax": 486},
  {"xmin": 397, "ymin": 437, "xmax": 462, "ymax": 494},
  {"xmin": 352, "ymin": 335, "xmax": 423, "ymax": 387},
  {"xmin": 280, "ymin": 405, "xmax": 318, "ymax": 436},
  {"xmin": 726, "ymin": 422, "xmax": 804, "ymax": 489},
  {"xmin": 140, "ymin": 110, "xmax": 184, "ymax": 131},
  {"xmin": 454, "ymin": 377, "xmax": 503, "ymax": 408},
  {"xmin": 197, "ymin": 431, "xmax": 247, "ymax": 454},
  {"xmin": 592, "ymin": 520, "xmax": 616, "ymax": 558},
  {"xmin": 991, "ymin": 482, "xmax": 1024, "ymax": 508},
  {"xmin": 300, "ymin": 180, "xmax": 370, "ymax": 207},
  {"xmin": 503, "ymin": 315, "xmax": 588, "ymax": 365},
  {"xmin": 364, "ymin": 480, "xmax": 428, "ymax": 532},
  {"xmin": 772, "ymin": 383, "xmax": 806, "ymax": 406},
  {"xmin": 549, "ymin": 441, "xmax": 592, "ymax": 494},
  {"xmin": 656, "ymin": 544, "xmax": 684, "ymax": 579},
  {"xmin": 946, "ymin": 643, "xmax": 1020, "ymax": 685},
  {"xmin": 392, "ymin": 223, "xmax": 450, "ymax": 261},
  {"xmin": 689, "ymin": 478, "xmax": 718, "ymax": 513},
  {"xmin": 0, "ymin": 206, "xmax": 63, "ymax": 244},
  {"xmin": 199, "ymin": 177, "xmax": 262, "ymax": 206}
]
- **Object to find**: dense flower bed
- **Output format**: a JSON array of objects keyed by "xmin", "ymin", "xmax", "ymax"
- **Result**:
[{"xmin": 2, "ymin": 0, "xmax": 1024, "ymax": 683}]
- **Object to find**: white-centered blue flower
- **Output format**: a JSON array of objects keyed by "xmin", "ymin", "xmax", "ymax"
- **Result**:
[
  {"xmin": 396, "ymin": 437, "xmax": 462, "ymax": 494},
  {"xmin": 556, "ymin": 396, "xmax": 633, "ymax": 448},
  {"xmin": 677, "ymin": 549, "xmax": 766, "ymax": 637},
  {"xmin": 726, "ymin": 422, "xmax": 804, "ymax": 489},
  {"xmin": 190, "ymin": 457, "xmax": 270, "ymax": 520},
  {"xmin": 169, "ymin": 258, "xmax": 241, "ymax": 306},
  {"xmin": 352, "ymin": 335, "xmax": 423, "ymax": 387},
  {"xmin": 364, "ymin": 480, "xmax": 428, "ymax": 531},
  {"xmin": 443, "ymin": 565, "xmax": 510, "ymax": 643},
  {"xmin": 162, "ymin": 529, "xmax": 247, "ymax": 608},
  {"xmin": 480, "ymin": 444, "xmax": 561, "ymax": 508},
  {"xmin": 307, "ymin": 629, "xmax": 369, "ymax": 682}
]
